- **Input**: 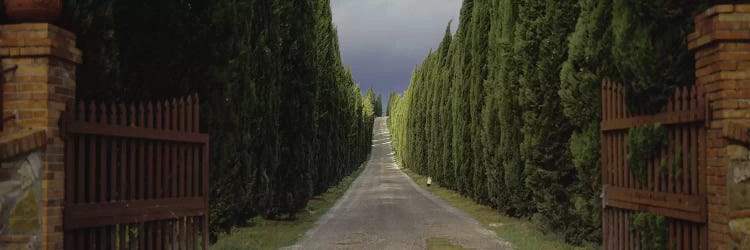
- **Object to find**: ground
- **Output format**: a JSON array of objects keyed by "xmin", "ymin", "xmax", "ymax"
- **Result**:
[{"xmin": 283, "ymin": 117, "xmax": 512, "ymax": 250}]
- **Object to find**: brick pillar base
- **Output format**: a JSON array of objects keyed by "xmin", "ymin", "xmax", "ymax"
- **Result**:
[
  {"xmin": 0, "ymin": 23, "xmax": 81, "ymax": 250},
  {"xmin": 688, "ymin": 4, "xmax": 750, "ymax": 250}
]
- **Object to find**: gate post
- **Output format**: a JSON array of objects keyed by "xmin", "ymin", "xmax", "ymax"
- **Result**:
[
  {"xmin": 0, "ymin": 24, "xmax": 81, "ymax": 249},
  {"xmin": 688, "ymin": 4, "xmax": 750, "ymax": 249}
]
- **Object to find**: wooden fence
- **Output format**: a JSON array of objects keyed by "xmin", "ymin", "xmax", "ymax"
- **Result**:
[
  {"xmin": 62, "ymin": 95, "xmax": 209, "ymax": 250},
  {"xmin": 600, "ymin": 81, "xmax": 707, "ymax": 249}
]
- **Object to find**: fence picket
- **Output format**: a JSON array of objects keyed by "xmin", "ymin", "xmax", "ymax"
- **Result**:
[
  {"xmin": 147, "ymin": 102, "xmax": 154, "ymax": 199},
  {"xmin": 187, "ymin": 97, "xmax": 193, "ymax": 198},
  {"xmin": 108, "ymin": 103, "xmax": 117, "ymax": 250},
  {"xmin": 117, "ymin": 104, "xmax": 128, "ymax": 250},
  {"xmin": 163, "ymin": 100, "xmax": 171, "ymax": 198},
  {"xmin": 171, "ymin": 99, "xmax": 178, "ymax": 199},
  {"xmin": 64, "ymin": 102, "xmax": 75, "ymax": 250},
  {"xmin": 179, "ymin": 97, "xmax": 186, "ymax": 200},
  {"xmin": 97, "ymin": 103, "xmax": 109, "ymax": 249},
  {"xmin": 186, "ymin": 96, "xmax": 195, "ymax": 249},
  {"xmin": 86, "ymin": 102, "xmax": 97, "ymax": 248},
  {"xmin": 619, "ymin": 84, "xmax": 625, "ymax": 192},
  {"xmin": 156, "ymin": 100, "xmax": 164, "ymax": 250}
]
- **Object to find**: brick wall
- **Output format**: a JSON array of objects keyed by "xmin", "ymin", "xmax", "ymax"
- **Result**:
[
  {"xmin": 688, "ymin": 4, "xmax": 750, "ymax": 250},
  {"xmin": 0, "ymin": 23, "xmax": 80, "ymax": 250}
]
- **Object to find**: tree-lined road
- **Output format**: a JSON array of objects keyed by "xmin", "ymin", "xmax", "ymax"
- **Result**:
[{"xmin": 285, "ymin": 117, "xmax": 511, "ymax": 250}]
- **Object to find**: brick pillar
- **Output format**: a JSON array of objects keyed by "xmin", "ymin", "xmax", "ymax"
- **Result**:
[
  {"xmin": 688, "ymin": 4, "xmax": 750, "ymax": 250},
  {"xmin": 0, "ymin": 23, "xmax": 81, "ymax": 250}
]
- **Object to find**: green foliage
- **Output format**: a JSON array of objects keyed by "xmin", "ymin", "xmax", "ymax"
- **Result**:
[
  {"xmin": 657, "ymin": 146, "xmax": 684, "ymax": 181},
  {"xmin": 496, "ymin": 0, "xmax": 533, "ymax": 216},
  {"xmin": 388, "ymin": 0, "xmax": 702, "ymax": 246},
  {"xmin": 567, "ymin": 126, "xmax": 603, "ymax": 242},
  {"xmin": 60, "ymin": 0, "xmax": 375, "ymax": 240},
  {"xmin": 558, "ymin": 0, "xmax": 614, "ymax": 243},
  {"xmin": 516, "ymin": 0, "xmax": 579, "ymax": 235},
  {"xmin": 610, "ymin": 0, "xmax": 699, "ymax": 113},
  {"xmin": 375, "ymin": 94, "xmax": 383, "ymax": 117},
  {"xmin": 630, "ymin": 213, "xmax": 669, "ymax": 250},
  {"xmin": 627, "ymin": 124, "xmax": 667, "ymax": 185}
]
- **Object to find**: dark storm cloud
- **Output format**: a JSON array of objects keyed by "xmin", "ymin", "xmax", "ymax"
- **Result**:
[{"xmin": 331, "ymin": 0, "xmax": 461, "ymax": 104}]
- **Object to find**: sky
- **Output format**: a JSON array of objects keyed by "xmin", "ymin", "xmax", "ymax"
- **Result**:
[{"xmin": 331, "ymin": 0, "xmax": 462, "ymax": 105}]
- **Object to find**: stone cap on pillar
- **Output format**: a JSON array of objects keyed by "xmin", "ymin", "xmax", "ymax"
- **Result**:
[
  {"xmin": 688, "ymin": 4, "xmax": 750, "ymax": 52},
  {"xmin": 0, "ymin": 23, "xmax": 81, "ymax": 64}
]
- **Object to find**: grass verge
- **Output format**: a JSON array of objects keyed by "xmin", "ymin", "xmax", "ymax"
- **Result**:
[
  {"xmin": 401, "ymin": 167, "xmax": 599, "ymax": 250},
  {"xmin": 210, "ymin": 162, "xmax": 367, "ymax": 250}
]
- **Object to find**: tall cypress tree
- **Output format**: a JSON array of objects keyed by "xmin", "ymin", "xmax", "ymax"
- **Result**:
[
  {"xmin": 451, "ymin": 0, "xmax": 474, "ymax": 195},
  {"xmin": 497, "ymin": 0, "xmax": 533, "ymax": 216},
  {"xmin": 483, "ymin": 0, "xmax": 507, "ymax": 210},
  {"xmin": 375, "ymin": 94, "xmax": 383, "ymax": 116},
  {"xmin": 517, "ymin": 0, "xmax": 579, "ymax": 234},
  {"xmin": 559, "ymin": 0, "xmax": 613, "ymax": 242},
  {"xmin": 468, "ymin": 0, "xmax": 491, "ymax": 203},
  {"xmin": 437, "ymin": 22, "xmax": 454, "ymax": 185}
]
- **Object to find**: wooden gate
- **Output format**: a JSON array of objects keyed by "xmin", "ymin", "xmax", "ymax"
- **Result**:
[
  {"xmin": 62, "ymin": 95, "xmax": 209, "ymax": 249},
  {"xmin": 601, "ymin": 81, "xmax": 707, "ymax": 249}
]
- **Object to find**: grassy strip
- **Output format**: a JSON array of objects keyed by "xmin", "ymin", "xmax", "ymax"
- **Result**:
[
  {"xmin": 401, "ymin": 167, "xmax": 599, "ymax": 250},
  {"xmin": 211, "ymin": 162, "xmax": 367, "ymax": 250}
]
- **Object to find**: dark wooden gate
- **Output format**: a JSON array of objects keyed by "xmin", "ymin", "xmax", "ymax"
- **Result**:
[
  {"xmin": 62, "ymin": 95, "xmax": 209, "ymax": 250},
  {"xmin": 601, "ymin": 81, "xmax": 707, "ymax": 249}
]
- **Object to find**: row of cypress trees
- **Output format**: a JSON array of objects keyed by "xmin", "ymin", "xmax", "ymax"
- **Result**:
[
  {"xmin": 388, "ymin": 0, "xmax": 702, "ymax": 244},
  {"xmin": 55, "ymin": 0, "xmax": 375, "ymax": 238}
]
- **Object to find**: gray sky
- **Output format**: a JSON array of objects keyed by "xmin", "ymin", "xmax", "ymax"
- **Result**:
[{"xmin": 331, "ymin": 0, "xmax": 462, "ymax": 105}]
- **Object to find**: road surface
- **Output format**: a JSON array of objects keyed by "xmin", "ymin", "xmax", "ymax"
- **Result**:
[{"xmin": 284, "ymin": 117, "xmax": 512, "ymax": 250}]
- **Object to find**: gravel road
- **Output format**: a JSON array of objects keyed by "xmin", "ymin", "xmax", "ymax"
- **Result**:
[{"xmin": 284, "ymin": 117, "xmax": 512, "ymax": 250}]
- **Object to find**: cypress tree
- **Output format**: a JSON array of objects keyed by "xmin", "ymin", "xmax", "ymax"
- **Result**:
[
  {"xmin": 426, "ymin": 52, "xmax": 440, "ymax": 178},
  {"xmin": 375, "ymin": 94, "xmax": 383, "ymax": 117},
  {"xmin": 483, "ymin": 0, "xmax": 507, "ymax": 210},
  {"xmin": 271, "ymin": 0, "xmax": 318, "ymax": 218},
  {"xmin": 437, "ymin": 22, "xmax": 454, "ymax": 185},
  {"xmin": 497, "ymin": 0, "xmax": 533, "ymax": 216},
  {"xmin": 468, "ymin": 0, "xmax": 491, "ymax": 203},
  {"xmin": 559, "ymin": 0, "xmax": 613, "ymax": 242},
  {"xmin": 516, "ymin": 0, "xmax": 579, "ymax": 234},
  {"xmin": 451, "ymin": 0, "xmax": 474, "ymax": 195}
]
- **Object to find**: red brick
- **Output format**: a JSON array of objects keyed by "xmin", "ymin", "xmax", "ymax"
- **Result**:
[
  {"xmin": 710, "ymin": 222, "xmax": 731, "ymax": 234},
  {"xmin": 706, "ymin": 176, "xmax": 727, "ymax": 185},
  {"xmin": 711, "ymin": 203, "xmax": 729, "ymax": 214},
  {"xmin": 729, "ymin": 209, "xmax": 750, "ymax": 219},
  {"xmin": 710, "ymin": 230, "xmax": 729, "ymax": 243},
  {"xmin": 708, "ymin": 183, "xmax": 728, "ymax": 192},
  {"xmin": 715, "ymin": 31, "xmax": 750, "ymax": 41},
  {"xmin": 710, "ymin": 195, "xmax": 729, "ymax": 205}
]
